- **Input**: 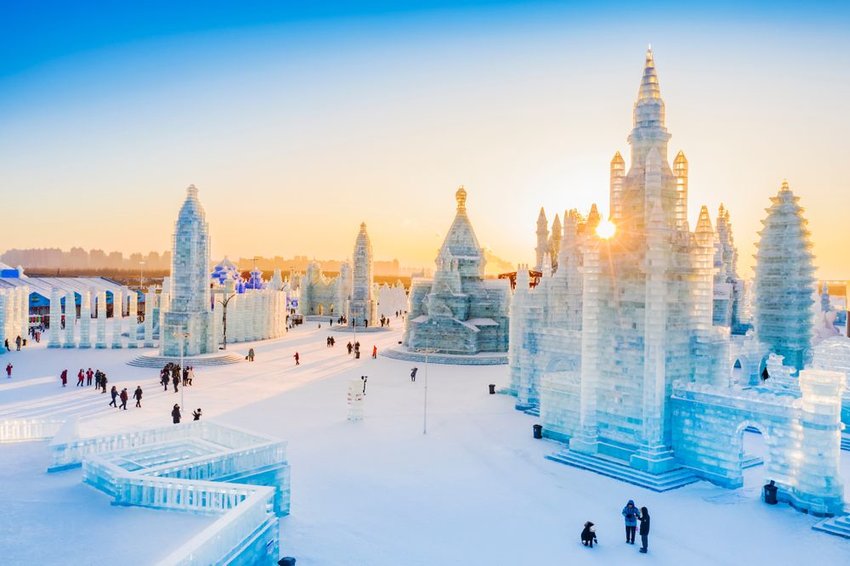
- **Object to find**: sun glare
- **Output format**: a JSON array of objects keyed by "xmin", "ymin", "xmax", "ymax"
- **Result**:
[{"xmin": 596, "ymin": 219, "xmax": 616, "ymax": 239}]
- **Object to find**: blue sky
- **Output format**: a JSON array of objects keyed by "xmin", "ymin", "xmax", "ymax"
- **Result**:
[{"xmin": 1, "ymin": 1, "xmax": 849, "ymax": 277}]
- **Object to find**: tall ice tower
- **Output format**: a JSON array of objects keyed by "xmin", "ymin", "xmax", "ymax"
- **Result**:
[
  {"xmin": 349, "ymin": 222, "xmax": 377, "ymax": 327},
  {"xmin": 161, "ymin": 185, "xmax": 214, "ymax": 357}
]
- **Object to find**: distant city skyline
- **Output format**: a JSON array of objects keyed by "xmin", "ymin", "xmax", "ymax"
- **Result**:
[{"xmin": 2, "ymin": 2, "xmax": 849, "ymax": 278}]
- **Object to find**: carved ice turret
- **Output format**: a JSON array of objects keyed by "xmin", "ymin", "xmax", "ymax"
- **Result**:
[
  {"xmin": 535, "ymin": 207, "xmax": 549, "ymax": 272},
  {"xmin": 349, "ymin": 222, "xmax": 376, "ymax": 328}
]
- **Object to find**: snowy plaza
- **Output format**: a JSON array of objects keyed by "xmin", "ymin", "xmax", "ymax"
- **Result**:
[{"xmin": 1, "ymin": 323, "xmax": 849, "ymax": 565}]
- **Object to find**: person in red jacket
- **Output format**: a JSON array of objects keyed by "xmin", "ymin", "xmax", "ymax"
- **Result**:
[
  {"xmin": 119, "ymin": 388, "xmax": 129, "ymax": 410},
  {"xmin": 86, "ymin": 368, "xmax": 94, "ymax": 386},
  {"xmin": 76, "ymin": 369, "xmax": 85, "ymax": 387},
  {"xmin": 294, "ymin": 352, "xmax": 300, "ymax": 366},
  {"xmin": 5, "ymin": 363, "xmax": 12, "ymax": 378},
  {"xmin": 60, "ymin": 369, "xmax": 68, "ymax": 387}
]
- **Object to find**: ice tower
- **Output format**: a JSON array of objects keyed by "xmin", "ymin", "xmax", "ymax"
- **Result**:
[
  {"xmin": 160, "ymin": 185, "xmax": 214, "ymax": 357},
  {"xmin": 348, "ymin": 222, "xmax": 377, "ymax": 328},
  {"xmin": 754, "ymin": 181, "xmax": 816, "ymax": 372}
]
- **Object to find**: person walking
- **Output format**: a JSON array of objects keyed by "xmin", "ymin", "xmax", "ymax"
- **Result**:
[
  {"xmin": 94, "ymin": 370, "xmax": 101, "ymax": 390},
  {"xmin": 347, "ymin": 342, "xmax": 353, "ymax": 355},
  {"xmin": 161, "ymin": 372, "xmax": 169, "ymax": 392},
  {"xmin": 5, "ymin": 363, "xmax": 12, "ymax": 378},
  {"xmin": 86, "ymin": 368, "xmax": 94, "ymax": 386},
  {"xmin": 622, "ymin": 500, "xmax": 639, "ymax": 544},
  {"xmin": 187, "ymin": 366, "xmax": 194, "ymax": 386},
  {"xmin": 172, "ymin": 372, "xmax": 179, "ymax": 393},
  {"xmin": 101, "ymin": 373, "xmax": 108, "ymax": 393},
  {"xmin": 76, "ymin": 369, "xmax": 85, "ymax": 387},
  {"xmin": 4, "ymin": 338, "xmax": 9, "ymax": 352},
  {"xmin": 60, "ymin": 369, "xmax": 68, "ymax": 387},
  {"xmin": 248, "ymin": 348, "xmax": 255, "ymax": 362},
  {"xmin": 361, "ymin": 375, "xmax": 368, "ymax": 395},
  {"xmin": 171, "ymin": 404, "xmax": 181, "ymax": 424},
  {"xmin": 638, "ymin": 507, "xmax": 650, "ymax": 553},
  {"xmin": 109, "ymin": 386, "xmax": 119, "ymax": 407},
  {"xmin": 294, "ymin": 352, "xmax": 300, "ymax": 366},
  {"xmin": 133, "ymin": 386, "xmax": 143, "ymax": 408},
  {"xmin": 372, "ymin": 345, "xmax": 377, "ymax": 359},
  {"xmin": 410, "ymin": 367, "xmax": 418, "ymax": 382},
  {"xmin": 119, "ymin": 388, "xmax": 129, "ymax": 410},
  {"xmin": 192, "ymin": 408, "xmax": 202, "ymax": 421},
  {"xmin": 15, "ymin": 335, "xmax": 21, "ymax": 351}
]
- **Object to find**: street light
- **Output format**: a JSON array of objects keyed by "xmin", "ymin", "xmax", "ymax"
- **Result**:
[
  {"xmin": 421, "ymin": 346, "xmax": 438, "ymax": 435},
  {"xmin": 173, "ymin": 329, "xmax": 190, "ymax": 412},
  {"xmin": 216, "ymin": 293, "xmax": 237, "ymax": 350},
  {"xmin": 139, "ymin": 260, "xmax": 145, "ymax": 292}
]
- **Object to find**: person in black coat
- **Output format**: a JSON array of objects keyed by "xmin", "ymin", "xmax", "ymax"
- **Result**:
[
  {"xmin": 108, "ymin": 386, "xmax": 118, "ymax": 407},
  {"xmin": 638, "ymin": 507, "xmax": 650, "ymax": 553},
  {"xmin": 581, "ymin": 521, "xmax": 598, "ymax": 548},
  {"xmin": 171, "ymin": 404, "xmax": 181, "ymax": 424},
  {"xmin": 133, "ymin": 386, "xmax": 143, "ymax": 408}
]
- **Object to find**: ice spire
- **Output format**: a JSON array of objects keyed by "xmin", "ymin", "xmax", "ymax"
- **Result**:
[
  {"xmin": 610, "ymin": 151, "xmax": 626, "ymax": 222},
  {"xmin": 550, "ymin": 214, "xmax": 562, "ymax": 272},
  {"xmin": 754, "ymin": 180, "xmax": 816, "ymax": 371},
  {"xmin": 629, "ymin": 47, "xmax": 671, "ymax": 167},
  {"xmin": 535, "ymin": 207, "xmax": 549, "ymax": 272},
  {"xmin": 586, "ymin": 203, "xmax": 601, "ymax": 234}
]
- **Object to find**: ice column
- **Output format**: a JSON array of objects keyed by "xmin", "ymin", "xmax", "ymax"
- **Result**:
[
  {"xmin": 570, "ymin": 238, "xmax": 601, "ymax": 455},
  {"xmin": 127, "ymin": 292, "xmax": 138, "ymax": 348},
  {"xmin": 144, "ymin": 291, "xmax": 155, "ymax": 347},
  {"xmin": 16, "ymin": 288, "xmax": 27, "ymax": 341},
  {"xmin": 631, "ymin": 150, "xmax": 676, "ymax": 473},
  {"xmin": 95, "ymin": 291, "xmax": 107, "ymax": 349},
  {"xmin": 63, "ymin": 291, "xmax": 76, "ymax": 348},
  {"xmin": 112, "ymin": 291, "xmax": 123, "ymax": 348},
  {"xmin": 79, "ymin": 291, "xmax": 92, "ymax": 348},
  {"xmin": 0, "ymin": 291, "xmax": 7, "ymax": 352},
  {"xmin": 48, "ymin": 288, "xmax": 62, "ymax": 348},
  {"xmin": 795, "ymin": 369, "xmax": 846, "ymax": 515}
]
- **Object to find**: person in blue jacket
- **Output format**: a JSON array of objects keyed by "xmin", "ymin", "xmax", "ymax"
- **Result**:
[{"xmin": 622, "ymin": 500, "xmax": 639, "ymax": 544}]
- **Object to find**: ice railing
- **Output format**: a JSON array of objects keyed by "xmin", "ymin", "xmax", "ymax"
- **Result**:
[
  {"xmin": 50, "ymin": 420, "xmax": 288, "ymax": 565},
  {"xmin": 0, "ymin": 418, "xmax": 65, "ymax": 443}
]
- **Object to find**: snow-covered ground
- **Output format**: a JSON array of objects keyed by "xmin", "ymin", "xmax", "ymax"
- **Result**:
[{"xmin": 1, "ymin": 323, "xmax": 849, "ymax": 565}]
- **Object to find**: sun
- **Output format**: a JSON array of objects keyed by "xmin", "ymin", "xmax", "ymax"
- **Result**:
[{"xmin": 596, "ymin": 219, "xmax": 616, "ymax": 239}]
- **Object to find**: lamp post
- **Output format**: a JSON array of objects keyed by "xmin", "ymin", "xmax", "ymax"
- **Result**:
[
  {"xmin": 421, "ymin": 346, "xmax": 437, "ymax": 435},
  {"xmin": 217, "ymin": 293, "xmax": 236, "ymax": 350},
  {"xmin": 139, "ymin": 260, "xmax": 145, "ymax": 292},
  {"xmin": 173, "ymin": 329, "xmax": 190, "ymax": 412}
]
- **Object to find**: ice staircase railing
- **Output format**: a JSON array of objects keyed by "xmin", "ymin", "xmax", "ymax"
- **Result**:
[
  {"xmin": 45, "ymin": 420, "xmax": 288, "ymax": 565},
  {"xmin": 0, "ymin": 418, "xmax": 65, "ymax": 443}
]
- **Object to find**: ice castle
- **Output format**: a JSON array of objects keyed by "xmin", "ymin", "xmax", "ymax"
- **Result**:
[
  {"xmin": 396, "ymin": 187, "xmax": 511, "ymax": 362},
  {"xmin": 160, "ymin": 185, "xmax": 214, "ymax": 357},
  {"xmin": 509, "ymin": 49, "xmax": 845, "ymax": 515}
]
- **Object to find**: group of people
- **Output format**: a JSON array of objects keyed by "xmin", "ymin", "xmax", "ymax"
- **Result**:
[
  {"xmin": 159, "ymin": 363, "xmax": 194, "ymax": 392},
  {"xmin": 107, "ymin": 385, "xmax": 143, "ymax": 410},
  {"xmin": 171, "ymin": 404, "xmax": 202, "ymax": 424},
  {"xmin": 325, "ymin": 336, "xmax": 336, "ymax": 348},
  {"xmin": 58, "ymin": 367, "xmax": 109, "ymax": 392},
  {"xmin": 3, "ymin": 334, "xmax": 25, "ymax": 352},
  {"xmin": 581, "ymin": 499, "xmax": 651, "ymax": 554}
]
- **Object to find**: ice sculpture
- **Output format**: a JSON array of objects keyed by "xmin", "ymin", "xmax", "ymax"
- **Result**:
[
  {"xmin": 0, "ymin": 287, "xmax": 28, "ymax": 354},
  {"xmin": 402, "ymin": 187, "xmax": 510, "ymax": 357},
  {"xmin": 111, "ymin": 290, "xmax": 123, "ymax": 349},
  {"xmin": 95, "ymin": 291, "xmax": 107, "ymax": 349},
  {"xmin": 753, "ymin": 181, "xmax": 816, "ymax": 372},
  {"xmin": 78, "ymin": 291, "xmax": 92, "ymax": 348},
  {"xmin": 160, "ymin": 185, "xmax": 214, "ymax": 357},
  {"xmin": 509, "ymin": 49, "xmax": 845, "ymax": 514},
  {"xmin": 47, "ymin": 288, "xmax": 62, "ymax": 348},
  {"xmin": 348, "ymin": 222, "xmax": 377, "ymax": 327},
  {"xmin": 63, "ymin": 290, "xmax": 76, "ymax": 348}
]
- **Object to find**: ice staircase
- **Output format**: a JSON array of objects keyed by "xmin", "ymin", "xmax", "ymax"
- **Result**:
[
  {"xmin": 840, "ymin": 433, "xmax": 850, "ymax": 452},
  {"xmin": 127, "ymin": 352, "xmax": 244, "ymax": 368},
  {"xmin": 813, "ymin": 514, "xmax": 850, "ymax": 539},
  {"xmin": 546, "ymin": 449, "xmax": 700, "ymax": 492}
]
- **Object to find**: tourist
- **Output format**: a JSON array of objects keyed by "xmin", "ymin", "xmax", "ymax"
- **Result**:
[
  {"xmin": 248, "ymin": 348, "xmax": 255, "ymax": 362},
  {"xmin": 15, "ymin": 335, "xmax": 21, "ymax": 351},
  {"xmin": 410, "ymin": 367, "xmax": 418, "ymax": 382},
  {"xmin": 192, "ymin": 408, "xmax": 202, "ymax": 421},
  {"xmin": 94, "ymin": 370, "xmax": 102, "ymax": 390},
  {"xmin": 171, "ymin": 404, "xmax": 181, "ymax": 424},
  {"xmin": 76, "ymin": 369, "xmax": 85, "ymax": 387},
  {"xmin": 86, "ymin": 368, "xmax": 93, "ymax": 386},
  {"xmin": 161, "ymin": 371, "xmax": 169, "ymax": 391},
  {"xmin": 347, "ymin": 342, "xmax": 353, "ymax": 355},
  {"xmin": 172, "ymin": 372, "xmax": 179, "ymax": 393},
  {"xmin": 4, "ymin": 338, "xmax": 10, "ymax": 351},
  {"xmin": 361, "ymin": 375, "xmax": 368, "ymax": 394},
  {"xmin": 638, "ymin": 507, "xmax": 650, "ymax": 553},
  {"xmin": 182, "ymin": 366, "xmax": 189, "ymax": 386},
  {"xmin": 108, "ymin": 386, "xmax": 118, "ymax": 407},
  {"xmin": 5, "ymin": 363, "xmax": 12, "ymax": 378},
  {"xmin": 119, "ymin": 388, "xmax": 129, "ymax": 410},
  {"xmin": 133, "ymin": 386, "xmax": 143, "ymax": 408},
  {"xmin": 329, "ymin": 318, "xmax": 333, "ymax": 327},
  {"xmin": 372, "ymin": 345, "xmax": 377, "ymax": 359},
  {"xmin": 581, "ymin": 521, "xmax": 598, "ymax": 548},
  {"xmin": 187, "ymin": 366, "xmax": 194, "ymax": 385},
  {"xmin": 60, "ymin": 369, "xmax": 68, "ymax": 387},
  {"xmin": 101, "ymin": 373, "xmax": 108, "ymax": 393},
  {"xmin": 294, "ymin": 352, "xmax": 300, "ymax": 366},
  {"xmin": 622, "ymin": 500, "xmax": 639, "ymax": 544}
]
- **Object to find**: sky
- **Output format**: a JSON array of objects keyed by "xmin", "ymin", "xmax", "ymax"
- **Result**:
[{"xmin": 1, "ymin": 1, "xmax": 849, "ymax": 278}]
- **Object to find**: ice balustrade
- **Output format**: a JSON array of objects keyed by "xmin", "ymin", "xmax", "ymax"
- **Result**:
[
  {"xmin": 48, "ymin": 420, "xmax": 288, "ymax": 564},
  {"xmin": 0, "ymin": 419, "xmax": 64, "ymax": 443}
]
